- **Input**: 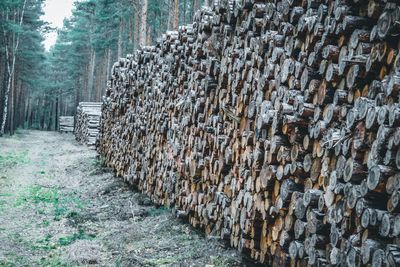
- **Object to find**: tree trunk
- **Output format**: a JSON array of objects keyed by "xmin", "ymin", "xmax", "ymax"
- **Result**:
[
  {"xmin": 55, "ymin": 97, "xmax": 59, "ymax": 130},
  {"xmin": 0, "ymin": 0, "xmax": 27, "ymax": 136},
  {"xmin": 17, "ymin": 80, "xmax": 23, "ymax": 128},
  {"xmin": 83, "ymin": 64, "xmax": 89, "ymax": 101},
  {"xmin": 134, "ymin": 0, "xmax": 140, "ymax": 50},
  {"xmin": 147, "ymin": 24, "xmax": 151, "ymax": 45},
  {"xmin": 129, "ymin": 16, "xmax": 133, "ymax": 47},
  {"xmin": 139, "ymin": 0, "xmax": 147, "ymax": 48},
  {"xmin": 88, "ymin": 49, "xmax": 96, "ymax": 101},
  {"xmin": 106, "ymin": 48, "xmax": 112, "ymax": 80},
  {"xmin": 47, "ymin": 99, "xmax": 53, "ymax": 131},
  {"xmin": 183, "ymin": 0, "xmax": 187, "ymax": 24},
  {"xmin": 192, "ymin": 0, "xmax": 199, "ymax": 18},
  {"xmin": 172, "ymin": 0, "xmax": 179, "ymax": 30},
  {"xmin": 9, "ymin": 70, "xmax": 14, "ymax": 135},
  {"xmin": 118, "ymin": 18, "xmax": 124, "ymax": 58},
  {"xmin": 40, "ymin": 96, "xmax": 45, "ymax": 130}
]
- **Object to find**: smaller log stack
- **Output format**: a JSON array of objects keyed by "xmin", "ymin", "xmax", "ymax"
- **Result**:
[
  {"xmin": 59, "ymin": 116, "xmax": 74, "ymax": 133},
  {"xmin": 75, "ymin": 102, "xmax": 102, "ymax": 147}
]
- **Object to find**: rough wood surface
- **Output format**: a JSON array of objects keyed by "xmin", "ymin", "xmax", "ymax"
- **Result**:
[
  {"xmin": 59, "ymin": 116, "xmax": 74, "ymax": 133},
  {"xmin": 75, "ymin": 102, "xmax": 102, "ymax": 148},
  {"xmin": 97, "ymin": 0, "xmax": 400, "ymax": 265}
]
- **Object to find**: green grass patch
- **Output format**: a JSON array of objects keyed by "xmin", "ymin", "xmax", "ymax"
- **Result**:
[
  {"xmin": 58, "ymin": 229, "xmax": 94, "ymax": 246},
  {"xmin": 33, "ymin": 234, "xmax": 57, "ymax": 251},
  {"xmin": 147, "ymin": 206, "xmax": 169, "ymax": 217},
  {"xmin": 0, "ymin": 260, "xmax": 15, "ymax": 267},
  {"xmin": 0, "ymin": 150, "xmax": 29, "ymax": 168},
  {"xmin": 92, "ymin": 156, "xmax": 106, "ymax": 167},
  {"xmin": 41, "ymin": 220, "xmax": 50, "ymax": 227},
  {"xmin": 15, "ymin": 186, "xmax": 85, "ymax": 221},
  {"xmin": 15, "ymin": 186, "xmax": 59, "ymax": 206},
  {"xmin": 54, "ymin": 194, "xmax": 84, "ymax": 221},
  {"xmin": 209, "ymin": 256, "xmax": 233, "ymax": 267},
  {"xmin": 30, "ymin": 187, "xmax": 58, "ymax": 204},
  {"xmin": 0, "ymin": 253, "xmax": 30, "ymax": 267}
]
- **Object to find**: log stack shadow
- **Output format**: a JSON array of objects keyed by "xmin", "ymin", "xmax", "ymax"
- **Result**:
[{"xmin": 97, "ymin": 0, "xmax": 400, "ymax": 265}]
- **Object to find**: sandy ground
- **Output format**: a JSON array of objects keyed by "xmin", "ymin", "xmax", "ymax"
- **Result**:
[{"xmin": 0, "ymin": 130, "xmax": 248, "ymax": 267}]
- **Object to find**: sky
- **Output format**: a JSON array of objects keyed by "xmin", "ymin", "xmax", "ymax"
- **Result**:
[{"xmin": 42, "ymin": 0, "xmax": 75, "ymax": 50}]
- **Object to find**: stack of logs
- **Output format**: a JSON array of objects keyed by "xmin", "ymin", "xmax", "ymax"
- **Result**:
[
  {"xmin": 75, "ymin": 102, "xmax": 102, "ymax": 147},
  {"xmin": 59, "ymin": 116, "xmax": 74, "ymax": 133},
  {"xmin": 97, "ymin": 0, "xmax": 400, "ymax": 265}
]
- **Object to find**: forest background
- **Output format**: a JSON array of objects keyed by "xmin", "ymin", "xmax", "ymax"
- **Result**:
[{"xmin": 0, "ymin": 0, "xmax": 208, "ymax": 135}]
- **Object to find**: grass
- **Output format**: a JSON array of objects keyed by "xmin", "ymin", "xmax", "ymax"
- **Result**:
[
  {"xmin": 2, "ymin": 195, "xmax": 90, "ymax": 266},
  {"xmin": 58, "ymin": 229, "xmax": 95, "ymax": 246},
  {"xmin": 209, "ymin": 256, "xmax": 233, "ymax": 267},
  {"xmin": 54, "ymin": 194, "xmax": 85, "ymax": 221},
  {"xmin": 15, "ymin": 186, "xmax": 85, "ymax": 221},
  {"xmin": 14, "ymin": 128, "xmax": 24, "ymax": 135},
  {"xmin": 15, "ymin": 185, "xmax": 59, "ymax": 206},
  {"xmin": 0, "ymin": 150, "xmax": 29, "ymax": 168},
  {"xmin": 3, "ymin": 231, "xmax": 69, "ymax": 266},
  {"xmin": 0, "ymin": 253, "xmax": 30, "ymax": 267},
  {"xmin": 30, "ymin": 186, "xmax": 58, "ymax": 204},
  {"xmin": 91, "ymin": 157, "xmax": 103, "ymax": 167},
  {"xmin": 143, "ymin": 246, "xmax": 203, "ymax": 266},
  {"xmin": 33, "ymin": 233, "xmax": 57, "ymax": 250},
  {"xmin": 93, "ymin": 156, "xmax": 106, "ymax": 167},
  {"xmin": 147, "ymin": 206, "xmax": 169, "ymax": 217},
  {"xmin": 0, "ymin": 193, "xmax": 13, "ymax": 211},
  {"xmin": 144, "ymin": 256, "xmax": 181, "ymax": 266},
  {"xmin": 38, "ymin": 253, "xmax": 68, "ymax": 267}
]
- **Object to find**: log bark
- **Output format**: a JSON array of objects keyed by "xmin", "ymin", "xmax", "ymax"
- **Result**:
[{"xmin": 96, "ymin": 1, "xmax": 400, "ymax": 265}]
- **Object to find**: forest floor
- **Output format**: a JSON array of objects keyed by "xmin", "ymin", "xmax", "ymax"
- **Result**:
[{"xmin": 0, "ymin": 130, "xmax": 246, "ymax": 267}]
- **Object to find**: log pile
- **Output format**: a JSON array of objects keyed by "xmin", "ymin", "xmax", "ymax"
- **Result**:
[
  {"xmin": 75, "ymin": 102, "xmax": 102, "ymax": 147},
  {"xmin": 59, "ymin": 116, "xmax": 74, "ymax": 133},
  {"xmin": 98, "ymin": 0, "xmax": 400, "ymax": 265}
]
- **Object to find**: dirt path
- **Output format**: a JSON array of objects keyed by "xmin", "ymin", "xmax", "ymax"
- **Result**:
[{"xmin": 0, "ymin": 130, "xmax": 245, "ymax": 267}]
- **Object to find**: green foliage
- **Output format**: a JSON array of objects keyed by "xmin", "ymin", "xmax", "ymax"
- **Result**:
[
  {"xmin": 0, "ymin": 0, "xmax": 48, "ymax": 134},
  {"xmin": 1, "ymin": 0, "xmax": 200, "ymax": 134}
]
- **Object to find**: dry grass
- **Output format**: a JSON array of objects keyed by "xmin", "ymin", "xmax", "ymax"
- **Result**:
[{"xmin": 0, "ymin": 130, "xmax": 246, "ymax": 266}]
